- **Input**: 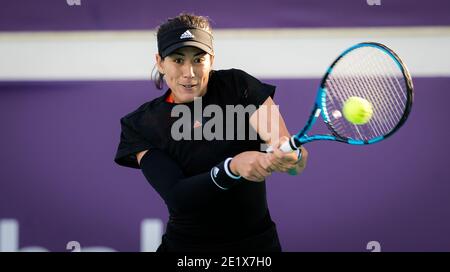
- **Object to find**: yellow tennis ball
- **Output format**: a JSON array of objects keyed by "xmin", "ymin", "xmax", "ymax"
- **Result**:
[{"xmin": 342, "ymin": 96, "xmax": 373, "ymax": 125}]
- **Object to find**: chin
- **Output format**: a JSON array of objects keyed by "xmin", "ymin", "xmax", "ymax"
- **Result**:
[
  {"xmin": 179, "ymin": 91, "xmax": 203, "ymax": 101},
  {"xmin": 175, "ymin": 94, "xmax": 195, "ymax": 103}
]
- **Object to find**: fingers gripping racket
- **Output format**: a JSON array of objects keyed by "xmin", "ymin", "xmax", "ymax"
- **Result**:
[{"xmin": 267, "ymin": 42, "xmax": 414, "ymax": 158}]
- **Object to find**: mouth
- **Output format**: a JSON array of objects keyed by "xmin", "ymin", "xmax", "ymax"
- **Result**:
[{"xmin": 180, "ymin": 83, "xmax": 198, "ymax": 90}]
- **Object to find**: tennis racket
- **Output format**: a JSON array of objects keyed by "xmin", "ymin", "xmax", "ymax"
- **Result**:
[{"xmin": 267, "ymin": 42, "xmax": 414, "ymax": 158}]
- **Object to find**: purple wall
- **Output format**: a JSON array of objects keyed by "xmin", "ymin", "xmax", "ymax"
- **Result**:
[
  {"xmin": 1, "ymin": 77, "xmax": 449, "ymax": 251},
  {"xmin": 0, "ymin": 0, "xmax": 449, "ymax": 31}
]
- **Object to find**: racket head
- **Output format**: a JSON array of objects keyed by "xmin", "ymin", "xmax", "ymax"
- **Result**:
[{"xmin": 316, "ymin": 42, "xmax": 414, "ymax": 145}]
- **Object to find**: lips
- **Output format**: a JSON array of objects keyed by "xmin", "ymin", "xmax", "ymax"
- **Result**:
[{"xmin": 180, "ymin": 84, "xmax": 198, "ymax": 90}]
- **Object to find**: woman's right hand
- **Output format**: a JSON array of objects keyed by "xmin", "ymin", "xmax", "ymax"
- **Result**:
[{"xmin": 229, "ymin": 151, "xmax": 272, "ymax": 182}]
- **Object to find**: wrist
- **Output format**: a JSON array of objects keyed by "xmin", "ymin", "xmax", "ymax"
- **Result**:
[
  {"xmin": 225, "ymin": 157, "xmax": 241, "ymax": 179},
  {"xmin": 228, "ymin": 157, "xmax": 240, "ymax": 177},
  {"xmin": 210, "ymin": 158, "xmax": 242, "ymax": 191}
]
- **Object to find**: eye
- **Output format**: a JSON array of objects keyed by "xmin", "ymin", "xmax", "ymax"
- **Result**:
[
  {"xmin": 194, "ymin": 57, "xmax": 205, "ymax": 64},
  {"xmin": 174, "ymin": 58, "xmax": 183, "ymax": 64}
]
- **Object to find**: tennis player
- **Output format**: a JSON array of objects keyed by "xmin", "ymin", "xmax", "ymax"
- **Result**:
[{"xmin": 114, "ymin": 13, "xmax": 308, "ymax": 252}]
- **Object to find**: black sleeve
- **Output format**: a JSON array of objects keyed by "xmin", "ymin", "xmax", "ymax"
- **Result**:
[
  {"xmin": 232, "ymin": 69, "xmax": 276, "ymax": 107},
  {"xmin": 114, "ymin": 116, "xmax": 153, "ymax": 169},
  {"xmin": 140, "ymin": 149, "xmax": 241, "ymax": 213}
]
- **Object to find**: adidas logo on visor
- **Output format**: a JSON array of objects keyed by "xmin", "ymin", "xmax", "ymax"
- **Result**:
[{"xmin": 180, "ymin": 30, "xmax": 195, "ymax": 39}]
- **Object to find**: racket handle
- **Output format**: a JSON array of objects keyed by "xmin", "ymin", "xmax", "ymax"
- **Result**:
[
  {"xmin": 266, "ymin": 137, "xmax": 301, "ymax": 154},
  {"xmin": 279, "ymin": 139, "xmax": 296, "ymax": 152}
]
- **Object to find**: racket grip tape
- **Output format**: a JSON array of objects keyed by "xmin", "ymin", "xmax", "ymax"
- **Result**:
[
  {"xmin": 279, "ymin": 137, "xmax": 298, "ymax": 152},
  {"xmin": 279, "ymin": 140, "xmax": 303, "ymax": 175},
  {"xmin": 266, "ymin": 136, "xmax": 301, "ymax": 155}
]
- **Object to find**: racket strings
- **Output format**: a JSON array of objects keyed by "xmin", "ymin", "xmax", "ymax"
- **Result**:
[
  {"xmin": 327, "ymin": 67, "xmax": 368, "ymax": 139},
  {"xmin": 328, "ymin": 55, "xmax": 389, "ymax": 138},
  {"xmin": 324, "ymin": 46, "xmax": 408, "ymax": 141},
  {"xmin": 362, "ymin": 50, "xmax": 407, "ymax": 130},
  {"xmin": 337, "ymin": 51, "xmax": 405, "ymax": 139},
  {"xmin": 354, "ymin": 51, "xmax": 402, "ymax": 131},
  {"xmin": 366, "ymin": 49, "xmax": 407, "ymax": 119},
  {"xmin": 326, "ymin": 57, "xmax": 381, "ymax": 139},
  {"xmin": 331, "ymin": 60, "xmax": 399, "ymax": 139}
]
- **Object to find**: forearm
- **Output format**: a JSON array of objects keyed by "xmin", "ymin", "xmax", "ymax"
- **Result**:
[{"xmin": 140, "ymin": 149, "xmax": 241, "ymax": 213}]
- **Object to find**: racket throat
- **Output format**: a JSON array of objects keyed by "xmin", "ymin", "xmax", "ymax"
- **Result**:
[{"xmin": 291, "ymin": 136, "xmax": 300, "ymax": 148}]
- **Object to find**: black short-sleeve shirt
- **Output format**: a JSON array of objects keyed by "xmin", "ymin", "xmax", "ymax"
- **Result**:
[
  {"xmin": 114, "ymin": 69, "xmax": 275, "ymax": 175},
  {"xmin": 114, "ymin": 69, "xmax": 278, "ymax": 248}
]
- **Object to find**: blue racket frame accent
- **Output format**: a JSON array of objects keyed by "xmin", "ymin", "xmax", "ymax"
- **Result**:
[{"xmin": 290, "ymin": 42, "xmax": 414, "ymax": 149}]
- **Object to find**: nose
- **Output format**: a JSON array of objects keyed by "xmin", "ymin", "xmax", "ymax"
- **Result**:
[{"xmin": 182, "ymin": 62, "xmax": 195, "ymax": 79}]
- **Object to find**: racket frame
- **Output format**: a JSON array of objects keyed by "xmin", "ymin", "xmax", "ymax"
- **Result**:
[{"xmin": 288, "ymin": 42, "xmax": 414, "ymax": 151}]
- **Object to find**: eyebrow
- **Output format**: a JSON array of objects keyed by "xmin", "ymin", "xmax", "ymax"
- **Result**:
[{"xmin": 171, "ymin": 51, "xmax": 206, "ymax": 57}]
